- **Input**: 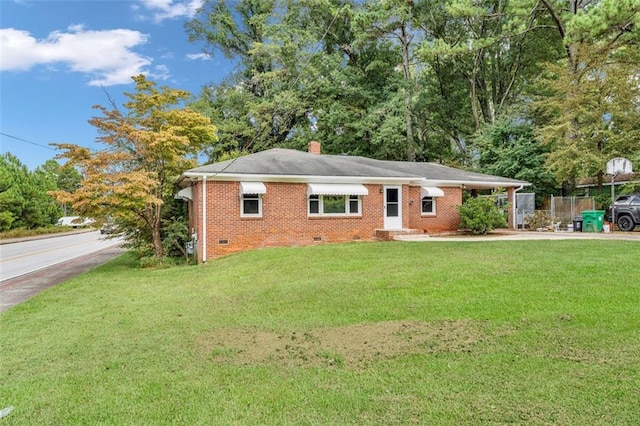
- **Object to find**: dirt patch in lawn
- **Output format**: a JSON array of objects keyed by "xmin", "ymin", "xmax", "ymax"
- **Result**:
[{"xmin": 196, "ymin": 319, "xmax": 494, "ymax": 368}]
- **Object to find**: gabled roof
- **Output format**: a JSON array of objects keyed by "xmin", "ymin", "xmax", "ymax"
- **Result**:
[{"xmin": 182, "ymin": 148, "xmax": 529, "ymax": 189}]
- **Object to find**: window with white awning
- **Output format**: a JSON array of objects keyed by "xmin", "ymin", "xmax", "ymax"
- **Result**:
[
  {"xmin": 307, "ymin": 184, "xmax": 367, "ymax": 216},
  {"xmin": 239, "ymin": 182, "xmax": 266, "ymax": 217},
  {"xmin": 420, "ymin": 186, "xmax": 443, "ymax": 215}
]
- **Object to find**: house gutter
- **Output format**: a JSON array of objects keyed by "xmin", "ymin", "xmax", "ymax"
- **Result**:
[
  {"xmin": 181, "ymin": 172, "xmax": 530, "ymax": 189},
  {"xmin": 201, "ymin": 175, "xmax": 207, "ymax": 262}
]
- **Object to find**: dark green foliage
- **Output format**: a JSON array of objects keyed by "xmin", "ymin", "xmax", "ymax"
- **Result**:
[
  {"xmin": 531, "ymin": 0, "xmax": 640, "ymax": 184},
  {"xmin": 474, "ymin": 119, "xmax": 558, "ymax": 205},
  {"xmin": 619, "ymin": 182, "xmax": 640, "ymax": 195},
  {"xmin": 457, "ymin": 196, "xmax": 508, "ymax": 234},
  {"xmin": 184, "ymin": 0, "xmax": 640, "ymax": 195},
  {"xmin": 117, "ymin": 195, "xmax": 193, "ymax": 263},
  {"xmin": 0, "ymin": 153, "xmax": 66, "ymax": 231},
  {"xmin": 161, "ymin": 197, "xmax": 192, "ymax": 260}
]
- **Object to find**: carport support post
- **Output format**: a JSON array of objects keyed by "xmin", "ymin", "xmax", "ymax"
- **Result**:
[{"xmin": 508, "ymin": 187, "xmax": 519, "ymax": 230}]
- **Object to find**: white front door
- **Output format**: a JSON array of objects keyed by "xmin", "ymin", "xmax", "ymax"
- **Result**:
[{"xmin": 383, "ymin": 186, "xmax": 402, "ymax": 229}]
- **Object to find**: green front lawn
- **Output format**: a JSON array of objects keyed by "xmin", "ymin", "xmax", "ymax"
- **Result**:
[{"xmin": 1, "ymin": 240, "xmax": 639, "ymax": 424}]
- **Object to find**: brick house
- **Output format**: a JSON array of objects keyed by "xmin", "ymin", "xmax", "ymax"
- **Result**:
[{"xmin": 177, "ymin": 142, "xmax": 529, "ymax": 262}]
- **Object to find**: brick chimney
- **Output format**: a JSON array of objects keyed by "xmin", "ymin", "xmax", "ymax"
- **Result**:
[{"xmin": 308, "ymin": 141, "xmax": 321, "ymax": 155}]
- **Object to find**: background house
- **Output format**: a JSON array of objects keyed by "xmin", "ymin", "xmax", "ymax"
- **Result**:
[
  {"xmin": 576, "ymin": 173, "xmax": 639, "ymax": 198},
  {"xmin": 178, "ymin": 142, "xmax": 529, "ymax": 261}
]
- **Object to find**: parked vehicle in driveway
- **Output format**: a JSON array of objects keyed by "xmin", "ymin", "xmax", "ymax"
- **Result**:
[
  {"xmin": 56, "ymin": 216, "xmax": 94, "ymax": 228},
  {"xmin": 609, "ymin": 194, "xmax": 640, "ymax": 231}
]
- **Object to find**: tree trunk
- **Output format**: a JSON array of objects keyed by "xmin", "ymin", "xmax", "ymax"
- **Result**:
[
  {"xmin": 152, "ymin": 203, "xmax": 163, "ymax": 258},
  {"xmin": 470, "ymin": 74, "xmax": 482, "ymax": 131},
  {"xmin": 400, "ymin": 24, "xmax": 415, "ymax": 161},
  {"xmin": 152, "ymin": 224, "xmax": 163, "ymax": 258}
]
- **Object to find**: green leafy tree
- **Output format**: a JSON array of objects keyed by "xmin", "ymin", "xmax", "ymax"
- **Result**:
[
  {"xmin": 184, "ymin": 0, "xmax": 636, "ymax": 186},
  {"xmin": 0, "ymin": 153, "xmax": 62, "ymax": 231},
  {"xmin": 474, "ymin": 119, "xmax": 558, "ymax": 204},
  {"xmin": 51, "ymin": 75, "xmax": 217, "ymax": 258},
  {"xmin": 534, "ymin": 0, "xmax": 640, "ymax": 186},
  {"xmin": 188, "ymin": 1, "xmax": 427, "ymax": 162},
  {"xmin": 353, "ymin": 0, "xmax": 422, "ymax": 160},
  {"xmin": 411, "ymin": 0, "xmax": 563, "ymax": 163},
  {"xmin": 187, "ymin": 0, "xmax": 316, "ymax": 157},
  {"xmin": 0, "ymin": 154, "xmax": 25, "ymax": 230},
  {"xmin": 35, "ymin": 159, "xmax": 82, "ymax": 216}
]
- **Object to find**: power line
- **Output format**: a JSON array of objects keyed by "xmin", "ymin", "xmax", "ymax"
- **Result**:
[{"xmin": 0, "ymin": 132, "xmax": 57, "ymax": 151}]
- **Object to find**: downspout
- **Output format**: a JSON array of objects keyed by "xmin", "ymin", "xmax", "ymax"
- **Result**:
[
  {"xmin": 512, "ymin": 185, "xmax": 524, "ymax": 230},
  {"xmin": 202, "ymin": 175, "xmax": 207, "ymax": 262}
]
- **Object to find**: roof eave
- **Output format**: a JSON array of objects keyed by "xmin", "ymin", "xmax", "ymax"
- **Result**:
[
  {"xmin": 180, "ymin": 172, "xmax": 529, "ymax": 189},
  {"xmin": 415, "ymin": 179, "xmax": 530, "ymax": 189}
]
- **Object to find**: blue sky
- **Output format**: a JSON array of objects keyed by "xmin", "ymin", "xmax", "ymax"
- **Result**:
[{"xmin": 1, "ymin": 0, "xmax": 235, "ymax": 170}]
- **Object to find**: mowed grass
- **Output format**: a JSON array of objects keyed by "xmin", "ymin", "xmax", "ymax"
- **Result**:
[{"xmin": 1, "ymin": 240, "xmax": 639, "ymax": 424}]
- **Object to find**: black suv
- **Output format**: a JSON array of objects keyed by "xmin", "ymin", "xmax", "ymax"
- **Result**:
[{"xmin": 610, "ymin": 194, "xmax": 640, "ymax": 232}]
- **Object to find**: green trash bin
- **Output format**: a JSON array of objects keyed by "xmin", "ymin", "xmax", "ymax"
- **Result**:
[{"xmin": 581, "ymin": 210, "xmax": 605, "ymax": 232}]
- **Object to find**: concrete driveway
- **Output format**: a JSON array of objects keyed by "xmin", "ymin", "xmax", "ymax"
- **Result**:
[{"xmin": 394, "ymin": 230, "xmax": 640, "ymax": 242}]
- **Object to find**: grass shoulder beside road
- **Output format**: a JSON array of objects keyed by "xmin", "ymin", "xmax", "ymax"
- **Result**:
[
  {"xmin": 1, "ymin": 240, "xmax": 639, "ymax": 424},
  {"xmin": 0, "ymin": 226, "xmax": 89, "ymax": 241}
]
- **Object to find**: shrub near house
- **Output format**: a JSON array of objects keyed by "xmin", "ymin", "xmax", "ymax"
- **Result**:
[{"xmin": 458, "ymin": 197, "xmax": 508, "ymax": 234}]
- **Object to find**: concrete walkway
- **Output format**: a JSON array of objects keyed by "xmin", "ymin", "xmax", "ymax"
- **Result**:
[{"xmin": 394, "ymin": 229, "xmax": 640, "ymax": 242}]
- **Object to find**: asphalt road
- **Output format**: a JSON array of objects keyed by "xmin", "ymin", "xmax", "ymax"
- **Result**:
[
  {"xmin": 0, "ymin": 231, "xmax": 125, "ymax": 312},
  {"xmin": 1, "ymin": 230, "xmax": 123, "ymax": 281}
]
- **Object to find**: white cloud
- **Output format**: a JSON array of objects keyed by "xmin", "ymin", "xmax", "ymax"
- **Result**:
[
  {"xmin": 186, "ymin": 53, "xmax": 211, "ymax": 61},
  {"xmin": 138, "ymin": 0, "xmax": 203, "ymax": 23},
  {"xmin": 0, "ymin": 26, "xmax": 156, "ymax": 86},
  {"xmin": 149, "ymin": 64, "xmax": 171, "ymax": 81}
]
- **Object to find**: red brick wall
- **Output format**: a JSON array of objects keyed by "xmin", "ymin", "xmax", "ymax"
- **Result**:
[
  {"xmin": 190, "ymin": 180, "xmax": 463, "ymax": 260},
  {"xmin": 405, "ymin": 186, "xmax": 462, "ymax": 233}
]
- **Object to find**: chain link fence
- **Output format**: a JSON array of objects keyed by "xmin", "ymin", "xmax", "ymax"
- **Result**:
[{"xmin": 551, "ymin": 196, "xmax": 595, "ymax": 228}]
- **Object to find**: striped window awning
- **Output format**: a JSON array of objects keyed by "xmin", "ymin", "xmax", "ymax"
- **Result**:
[
  {"xmin": 307, "ymin": 183, "xmax": 368, "ymax": 196},
  {"xmin": 421, "ymin": 186, "xmax": 444, "ymax": 197},
  {"xmin": 240, "ymin": 182, "xmax": 267, "ymax": 195},
  {"xmin": 175, "ymin": 187, "xmax": 192, "ymax": 201}
]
